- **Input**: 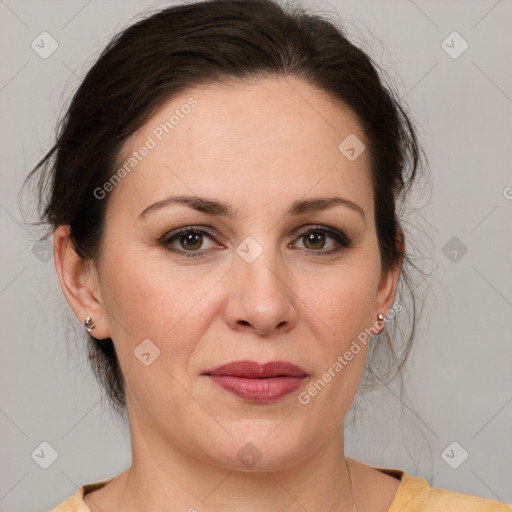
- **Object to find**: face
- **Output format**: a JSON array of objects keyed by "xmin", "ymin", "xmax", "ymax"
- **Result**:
[{"xmin": 65, "ymin": 77, "xmax": 400, "ymax": 471}]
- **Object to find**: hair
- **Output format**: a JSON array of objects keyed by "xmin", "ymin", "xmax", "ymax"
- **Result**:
[{"xmin": 25, "ymin": 0, "xmax": 428, "ymax": 417}]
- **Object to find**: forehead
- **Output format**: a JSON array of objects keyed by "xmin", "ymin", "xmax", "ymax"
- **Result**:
[{"xmin": 108, "ymin": 77, "xmax": 373, "ymax": 219}]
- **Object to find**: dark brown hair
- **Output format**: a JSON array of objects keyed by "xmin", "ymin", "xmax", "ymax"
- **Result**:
[{"xmin": 26, "ymin": 0, "xmax": 426, "ymax": 416}]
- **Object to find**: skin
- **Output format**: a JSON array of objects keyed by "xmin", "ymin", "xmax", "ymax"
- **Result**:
[{"xmin": 55, "ymin": 76, "xmax": 404, "ymax": 512}]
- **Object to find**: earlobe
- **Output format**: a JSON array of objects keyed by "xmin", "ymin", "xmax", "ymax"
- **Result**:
[
  {"xmin": 375, "ymin": 229, "xmax": 405, "ymax": 323},
  {"xmin": 53, "ymin": 225, "xmax": 111, "ymax": 339}
]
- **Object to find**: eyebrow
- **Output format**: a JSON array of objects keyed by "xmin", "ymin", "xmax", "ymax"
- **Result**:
[{"xmin": 137, "ymin": 194, "xmax": 366, "ymax": 223}]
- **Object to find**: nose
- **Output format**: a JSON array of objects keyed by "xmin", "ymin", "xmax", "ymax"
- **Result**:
[{"xmin": 224, "ymin": 252, "xmax": 297, "ymax": 336}]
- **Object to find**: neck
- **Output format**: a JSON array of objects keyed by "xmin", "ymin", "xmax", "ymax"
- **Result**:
[{"xmin": 114, "ymin": 406, "xmax": 356, "ymax": 512}]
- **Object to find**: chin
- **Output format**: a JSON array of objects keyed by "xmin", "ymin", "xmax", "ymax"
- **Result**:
[{"xmin": 196, "ymin": 419, "xmax": 315, "ymax": 472}]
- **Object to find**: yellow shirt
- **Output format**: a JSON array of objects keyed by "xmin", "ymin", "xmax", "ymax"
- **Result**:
[{"xmin": 49, "ymin": 467, "xmax": 512, "ymax": 511}]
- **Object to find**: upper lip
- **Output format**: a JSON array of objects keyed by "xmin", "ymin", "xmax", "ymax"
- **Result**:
[{"xmin": 203, "ymin": 360, "xmax": 307, "ymax": 378}]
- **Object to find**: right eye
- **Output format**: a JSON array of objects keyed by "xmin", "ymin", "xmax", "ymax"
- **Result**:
[{"xmin": 161, "ymin": 227, "xmax": 223, "ymax": 258}]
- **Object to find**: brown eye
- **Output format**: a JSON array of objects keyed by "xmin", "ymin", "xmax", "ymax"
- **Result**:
[
  {"xmin": 292, "ymin": 227, "xmax": 351, "ymax": 255},
  {"xmin": 162, "ymin": 228, "xmax": 219, "ymax": 258},
  {"xmin": 303, "ymin": 231, "xmax": 327, "ymax": 250},
  {"xmin": 178, "ymin": 231, "xmax": 203, "ymax": 251}
]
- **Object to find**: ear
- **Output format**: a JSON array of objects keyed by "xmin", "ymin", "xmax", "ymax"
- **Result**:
[
  {"xmin": 374, "ymin": 229, "xmax": 405, "ymax": 322},
  {"xmin": 54, "ymin": 225, "xmax": 111, "ymax": 339}
]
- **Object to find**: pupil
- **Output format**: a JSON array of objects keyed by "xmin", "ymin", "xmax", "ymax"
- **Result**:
[{"xmin": 182, "ymin": 232, "xmax": 202, "ymax": 250}]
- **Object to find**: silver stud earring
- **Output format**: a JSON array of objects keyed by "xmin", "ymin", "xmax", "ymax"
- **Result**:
[
  {"xmin": 84, "ymin": 317, "xmax": 96, "ymax": 334},
  {"xmin": 377, "ymin": 313, "xmax": 385, "ymax": 324}
]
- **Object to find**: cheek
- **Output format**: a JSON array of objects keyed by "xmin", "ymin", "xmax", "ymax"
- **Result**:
[
  {"xmin": 97, "ymin": 248, "xmax": 223, "ymax": 422},
  {"xmin": 98, "ymin": 245, "xmax": 223, "ymax": 368},
  {"xmin": 301, "ymin": 263, "xmax": 379, "ymax": 345},
  {"xmin": 296, "ymin": 283, "xmax": 374, "ymax": 427},
  {"xmin": 324, "ymin": 283, "xmax": 375, "ymax": 339},
  {"xmin": 294, "ymin": 258, "xmax": 380, "ymax": 410}
]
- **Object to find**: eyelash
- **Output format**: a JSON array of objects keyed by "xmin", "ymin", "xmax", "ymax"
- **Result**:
[{"xmin": 160, "ymin": 225, "xmax": 352, "ymax": 259}]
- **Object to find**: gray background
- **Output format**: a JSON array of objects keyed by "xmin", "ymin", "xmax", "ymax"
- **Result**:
[{"xmin": 1, "ymin": 0, "xmax": 511, "ymax": 510}]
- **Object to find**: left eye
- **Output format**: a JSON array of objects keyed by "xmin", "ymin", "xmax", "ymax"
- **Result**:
[
  {"xmin": 292, "ymin": 229, "xmax": 340, "ymax": 252},
  {"xmin": 291, "ymin": 228, "xmax": 351, "ymax": 253}
]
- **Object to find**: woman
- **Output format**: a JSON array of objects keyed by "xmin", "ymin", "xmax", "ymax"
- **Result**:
[{"xmin": 27, "ymin": 0, "xmax": 509, "ymax": 510}]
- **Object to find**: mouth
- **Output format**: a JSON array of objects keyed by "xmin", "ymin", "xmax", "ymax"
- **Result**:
[{"xmin": 202, "ymin": 360, "xmax": 308, "ymax": 403}]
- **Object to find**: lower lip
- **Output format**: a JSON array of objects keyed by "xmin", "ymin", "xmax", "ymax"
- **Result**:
[{"xmin": 206, "ymin": 375, "xmax": 306, "ymax": 402}]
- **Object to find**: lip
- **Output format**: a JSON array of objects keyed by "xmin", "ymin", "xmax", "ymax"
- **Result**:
[{"xmin": 203, "ymin": 360, "xmax": 308, "ymax": 403}]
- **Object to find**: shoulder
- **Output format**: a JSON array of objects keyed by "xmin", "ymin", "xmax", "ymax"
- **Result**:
[
  {"xmin": 424, "ymin": 485, "xmax": 512, "ymax": 511},
  {"xmin": 49, "ymin": 490, "xmax": 86, "ymax": 512},
  {"xmin": 378, "ymin": 467, "xmax": 512, "ymax": 512},
  {"xmin": 49, "ymin": 480, "xmax": 112, "ymax": 512}
]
